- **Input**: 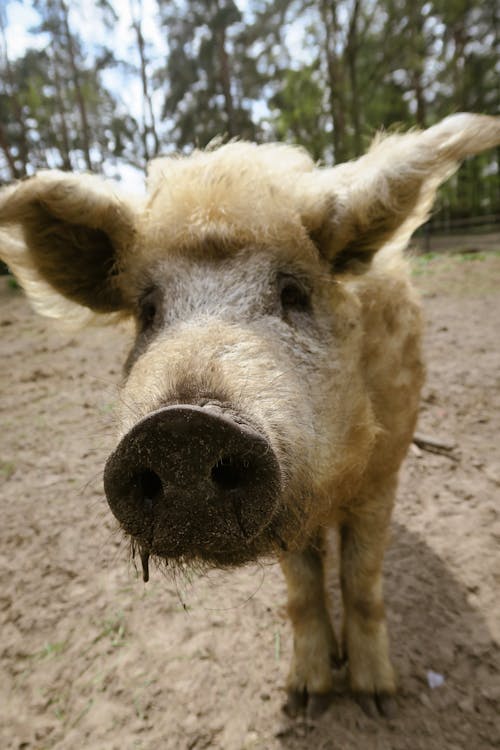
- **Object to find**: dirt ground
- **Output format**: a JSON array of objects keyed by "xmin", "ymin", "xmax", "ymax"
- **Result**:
[{"xmin": 1, "ymin": 251, "xmax": 499, "ymax": 750}]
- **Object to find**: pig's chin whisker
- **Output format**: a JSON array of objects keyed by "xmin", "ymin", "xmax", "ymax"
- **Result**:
[
  {"xmin": 163, "ymin": 557, "xmax": 218, "ymax": 612},
  {"xmin": 97, "ymin": 523, "xmax": 135, "ymax": 571},
  {"xmin": 76, "ymin": 470, "xmax": 103, "ymax": 496},
  {"xmin": 85, "ymin": 373, "xmax": 146, "ymax": 424},
  {"xmin": 115, "ymin": 392, "xmax": 149, "ymax": 421},
  {"xmin": 134, "ymin": 541, "xmax": 273, "ymax": 612},
  {"xmin": 199, "ymin": 566, "xmax": 267, "ymax": 612},
  {"xmin": 129, "ymin": 538, "xmax": 213, "ymax": 588},
  {"xmin": 86, "ymin": 374, "xmax": 122, "ymax": 390}
]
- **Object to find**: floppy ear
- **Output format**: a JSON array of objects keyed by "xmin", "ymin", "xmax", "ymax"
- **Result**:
[
  {"xmin": 0, "ymin": 171, "xmax": 137, "ymax": 321},
  {"xmin": 299, "ymin": 113, "xmax": 500, "ymax": 271}
]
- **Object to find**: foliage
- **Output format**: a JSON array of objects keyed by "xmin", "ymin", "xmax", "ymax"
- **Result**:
[
  {"xmin": 0, "ymin": 0, "xmax": 498, "ymax": 219},
  {"xmin": 268, "ymin": 64, "xmax": 329, "ymax": 161},
  {"xmin": 156, "ymin": 0, "xmax": 258, "ymax": 148}
]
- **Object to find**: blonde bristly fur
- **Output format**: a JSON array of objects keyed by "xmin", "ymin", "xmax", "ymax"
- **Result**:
[
  {"xmin": 1, "ymin": 114, "xmax": 499, "ymax": 320},
  {"xmin": 0, "ymin": 113, "xmax": 499, "ymax": 716}
]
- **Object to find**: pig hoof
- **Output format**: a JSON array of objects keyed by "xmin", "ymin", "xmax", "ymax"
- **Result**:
[
  {"xmin": 282, "ymin": 689, "xmax": 307, "ymax": 718},
  {"xmin": 330, "ymin": 651, "xmax": 347, "ymax": 669},
  {"xmin": 376, "ymin": 693, "xmax": 397, "ymax": 719},
  {"xmin": 356, "ymin": 693, "xmax": 379, "ymax": 718},
  {"xmin": 283, "ymin": 689, "xmax": 332, "ymax": 719},
  {"xmin": 356, "ymin": 692, "xmax": 397, "ymax": 719},
  {"xmin": 306, "ymin": 691, "xmax": 332, "ymax": 719}
]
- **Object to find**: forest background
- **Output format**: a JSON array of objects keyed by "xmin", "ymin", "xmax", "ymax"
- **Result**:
[{"xmin": 1, "ymin": 0, "xmax": 499, "ymax": 225}]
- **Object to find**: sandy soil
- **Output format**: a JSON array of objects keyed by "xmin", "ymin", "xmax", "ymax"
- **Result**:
[{"xmin": 1, "ymin": 251, "xmax": 499, "ymax": 750}]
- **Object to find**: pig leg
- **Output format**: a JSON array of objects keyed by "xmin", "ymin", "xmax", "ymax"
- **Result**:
[
  {"xmin": 340, "ymin": 494, "xmax": 397, "ymax": 718},
  {"xmin": 280, "ymin": 534, "xmax": 340, "ymax": 718}
]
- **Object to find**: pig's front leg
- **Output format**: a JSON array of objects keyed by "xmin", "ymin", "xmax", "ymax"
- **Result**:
[
  {"xmin": 340, "ymin": 493, "xmax": 397, "ymax": 718},
  {"xmin": 280, "ymin": 534, "xmax": 340, "ymax": 718}
]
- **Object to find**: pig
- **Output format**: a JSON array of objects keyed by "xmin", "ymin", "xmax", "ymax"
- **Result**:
[{"xmin": 1, "ymin": 113, "xmax": 499, "ymax": 720}]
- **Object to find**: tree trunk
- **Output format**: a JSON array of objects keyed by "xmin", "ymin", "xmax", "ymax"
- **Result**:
[
  {"xmin": 412, "ymin": 68, "xmax": 426, "ymax": 127},
  {"xmin": 59, "ymin": 0, "xmax": 93, "ymax": 170},
  {"xmin": 0, "ymin": 121, "xmax": 20, "ymax": 180},
  {"xmin": 320, "ymin": 0, "xmax": 348, "ymax": 163},
  {"xmin": 346, "ymin": 0, "xmax": 362, "ymax": 155},
  {"xmin": 51, "ymin": 51, "xmax": 73, "ymax": 171},
  {"xmin": 214, "ymin": 15, "xmax": 235, "ymax": 138},
  {"xmin": 0, "ymin": 16, "xmax": 28, "ymax": 176},
  {"xmin": 130, "ymin": 0, "xmax": 160, "ymax": 162},
  {"xmin": 408, "ymin": 3, "xmax": 427, "ymax": 128}
]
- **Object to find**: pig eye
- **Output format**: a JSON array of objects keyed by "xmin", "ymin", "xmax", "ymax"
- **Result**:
[
  {"xmin": 278, "ymin": 274, "xmax": 311, "ymax": 314},
  {"xmin": 138, "ymin": 287, "xmax": 161, "ymax": 330}
]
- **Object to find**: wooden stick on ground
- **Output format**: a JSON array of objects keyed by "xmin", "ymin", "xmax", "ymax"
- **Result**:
[{"xmin": 412, "ymin": 432, "xmax": 459, "ymax": 461}]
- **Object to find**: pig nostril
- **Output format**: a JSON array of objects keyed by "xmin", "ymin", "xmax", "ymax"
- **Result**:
[
  {"xmin": 137, "ymin": 469, "xmax": 163, "ymax": 506},
  {"xmin": 211, "ymin": 456, "xmax": 250, "ymax": 491}
]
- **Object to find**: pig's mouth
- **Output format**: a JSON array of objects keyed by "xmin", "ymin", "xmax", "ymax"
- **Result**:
[{"xmin": 103, "ymin": 404, "xmax": 283, "ymax": 572}]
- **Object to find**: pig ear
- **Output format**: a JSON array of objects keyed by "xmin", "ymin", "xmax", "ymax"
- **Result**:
[
  {"xmin": 300, "ymin": 114, "xmax": 500, "ymax": 271},
  {"xmin": 0, "ymin": 171, "xmax": 136, "ymax": 321}
]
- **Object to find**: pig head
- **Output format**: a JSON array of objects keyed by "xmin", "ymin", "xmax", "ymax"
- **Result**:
[{"xmin": 1, "ymin": 113, "xmax": 499, "ymax": 718}]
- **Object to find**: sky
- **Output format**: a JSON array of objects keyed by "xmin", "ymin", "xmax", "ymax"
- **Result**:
[
  {"xmin": 4, "ymin": 0, "xmax": 167, "ymax": 130},
  {"xmin": 3, "ymin": 0, "xmax": 171, "ymax": 189},
  {"xmin": 4, "ymin": 0, "xmax": 166, "ymax": 60},
  {"xmin": 1, "ymin": 0, "xmax": 313, "ymax": 189}
]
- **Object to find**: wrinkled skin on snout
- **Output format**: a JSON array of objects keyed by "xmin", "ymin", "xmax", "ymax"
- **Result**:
[{"xmin": 1, "ymin": 113, "xmax": 499, "ymax": 720}]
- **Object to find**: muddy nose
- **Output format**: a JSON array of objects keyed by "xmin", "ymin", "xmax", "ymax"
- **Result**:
[{"xmin": 103, "ymin": 405, "xmax": 281, "ymax": 562}]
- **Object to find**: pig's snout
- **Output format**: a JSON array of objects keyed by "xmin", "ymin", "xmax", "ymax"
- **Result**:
[{"xmin": 103, "ymin": 405, "xmax": 281, "ymax": 563}]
